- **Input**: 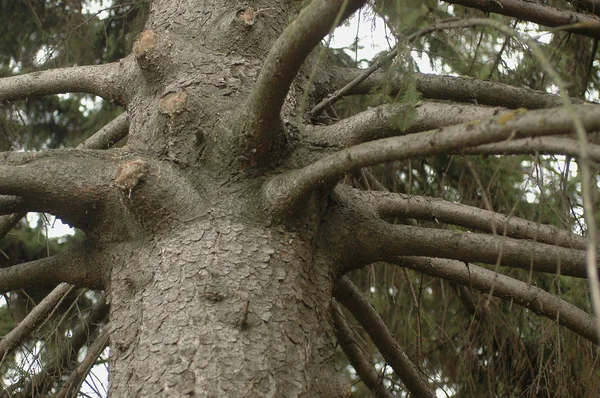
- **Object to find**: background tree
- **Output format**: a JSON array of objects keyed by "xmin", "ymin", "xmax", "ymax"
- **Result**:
[{"xmin": 1, "ymin": 0, "xmax": 600, "ymax": 396}]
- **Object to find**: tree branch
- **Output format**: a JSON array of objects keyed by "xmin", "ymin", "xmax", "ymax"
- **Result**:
[
  {"xmin": 56, "ymin": 326, "xmax": 109, "ymax": 398},
  {"xmin": 393, "ymin": 257, "xmax": 599, "ymax": 345},
  {"xmin": 0, "ymin": 283, "xmax": 73, "ymax": 361},
  {"xmin": 306, "ymin": 102, "xmax": 505, "ymax": 148},
  {"xmin": 331, "ymin": 301, "xmax": 394, "ymax": 398},
  {"xmin": 0, "ymin": 60, "xmax": 133, "ymax": 105},
  {"xmin": 442, "ymin": 0, "xmax": 600, "ymax": 39},
  {"xmin": 17, "ymin": 294, "xmax": 109, "ymax": 397},
  {"xmin": 0, "ymin": 196, "xmax": 26, "ymax": 215},
  {"xmin": 232, "ymin": 0, "xmax": 365, "ymax": 166},
  {"xmin": 345, "ymin": 186, "xmax": 589, "ymax": 250},
  {"xmin": 0, "ymin": 244, "xmax": 108, "ymax": 293},
  {"xmin": 463, "ymin": 136, "xmax": 600, "ymax": 162},
  {"xmin": 265, "ymin": 105, "xmax": 600, "ymax": 216},
  {"xmin": 334, "ymin": 276, "xmax": 435, "ymax": 398},
  {"xmin": 325, "ymin": 68, "xmax": 587, "ymax": 110},
  {"xmin": 0, "ymin": 149, "xmax": 117, "ymax": 227},
  {"xmin": 78, "ymin": 112, "xmax": 129, "ymax": 150}
]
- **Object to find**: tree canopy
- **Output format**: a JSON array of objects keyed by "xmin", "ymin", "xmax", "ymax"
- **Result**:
[{"xmin": 1, "ymin": 0, "xmax": 600, "ymax": 396}]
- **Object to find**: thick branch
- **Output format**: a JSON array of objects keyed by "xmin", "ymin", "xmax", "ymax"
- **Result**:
[
  {"xmin": 233, "ymin": 0, "xmax": 365, "ymax": 166},
  {"xmin": 334, "ymin": 277, "xmax": 435, "ymax": 398},
  {"xmin": 0, "ymin": 244, "xmax": 108, "ymax": 293},
  {"xmin": 319, "ymin": 201, "xmax": 593, "ymax": 278},
  {"xmin": 443, "ymin": 0, "xmax": 600, "ymax": 39},
  {"xmin": 463, "ymin": 136, "xmax": 600, "ymax": 162},
  {"xmin": 306, "ymin": 102, "xmax": 505, "ymax": 148},
  {"xmin": 331, "ymin": 301, "xmax": 393, "ymax": 398},
  {"xmin": 393, "ymin": 257, "xmax": 599, "ymax": 345},
  {"xmin": 0, "ymin": 149, "xmax": 117, "ymax": 226},
  {"xmin": 327, "ymin": 68, "xmax": 587, "ymax": 110},
  {"xmin": 346, "ymin": 187, "xmax": 589, "ymax": 250},
  {"xmin": 265, "ymin": 105, "xmax": 600, "ymax": 216},
  {"xmin": 0, "ymin": 283, "xmax": 73, "ymax": 361},
  {"xmin": 0, "ymin": 60, "xmax": 132, "ymax": 105}
]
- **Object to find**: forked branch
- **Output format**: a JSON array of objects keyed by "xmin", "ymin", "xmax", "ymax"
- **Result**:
[
  {"xmin": 334, "ymin": 277, "xmax": 435, "ymax": 398},
  {"xmin": 393, "ymin": 257, "xmax": 599, "ymax": 345},
  {"xmin": 345, "ymin": 187, "xmax": 588, "ymax": 250}
]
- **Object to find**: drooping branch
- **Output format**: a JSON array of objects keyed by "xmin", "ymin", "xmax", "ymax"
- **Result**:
[
  {"xmin": 0, "ymin": 149, "xmax": 117, "ymax": 227},
  {"xmin": 442, "ymin": 0, "xmax": 600, "ymax": 39},
  {"xmin": 463, "ymin": 136, "xmax": 600, "ymax": 162},
  {"xmin": 306, "ymin": 102, "xmax": 505, "ymax": 148},
  {"xmin": 331, "ymin": 301, "xmax": 394, "ymax": 398},
  {"xmin": 0, "ymin": 243, "xmax": 109, "ymax": 293},
  {"xmin": 324, "ymin": 68, "xmax": 587, "ymax": 110},
  {"xmin": 0, "ymin": 214, "xmax": 23, "ymax": 239},
  {"xmin": 0, "ymin": 59, "xmax": 134, "ymax": 105},
  {"xmin": 265, "ymin": 105, "xmax": 600, "ymax": 216},
  {"xmin": 0, "ymin": 283, "xmax": 74, "ymax": 361},
  {"xmin": 334, "ymin": 277, "xmax": 435, "ymax": 398},
  {"xmin": 319, "ymin": 200, "xmax": 592, "ymax": 278},
  {"xmin": 393, "ymin": 257, "xmax": 599, "ymax": 345},
  {"xmin": 344, "ymin": 186, "xmax": 589, "ymax": 250},
  {"xmin": 231, "ymin": 0, "xmax": 365, "ymax": 166}
]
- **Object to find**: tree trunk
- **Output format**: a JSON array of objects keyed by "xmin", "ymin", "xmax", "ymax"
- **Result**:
[{"xmin": 108, "ymin": 219, "xmax": 343, "ymax": 396}]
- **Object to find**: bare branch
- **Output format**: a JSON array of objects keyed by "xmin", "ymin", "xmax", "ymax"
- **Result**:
[
  {"xmin": 17, "ymin": 294, "xmax": 109, "ymax": 397},
  {"xmin": 265, "ymin": 105, "xmax": 600, "ymax": 216},
  {"xmin": 334, "ymin": 209, "xmax": 591, "ymax": 278},
  {"xmin": 0, "ymin": 284, "xmax": 73, "ymax": 361},
  {"xmin": 78, "ymin": 112, "xmax": 129, "ymax": 150},
  {"xmin": 334, "ymin": 277, "xmax": 435, "ymax": 398},
  {"xmin": 56, "ymin": 326, "xmax": 109, "ymax": 398},
  {"xmin": 0, "ymin": 60, "xmax": 133, "ymax": 105},
  {"xmin": 325, "ymin": 68, "xmax": 587, "ymax": 110},
  {"xmin": 306, "ymin": 102, "xmax": 505, "ymax": 148},
  {"xmin": 232, "ymin": 0, "xmax": 365, "ymax": 166},
  {"xmin": 331, "ymin": 301, "xmax": 394, "ymax": 398},
  {"xmin": 393, "ymin": 257, "xmax": 599, "ymax": 345},
  {"xmin": 0, "ymin": 244, "xmax": 108, "ymax": 293},
  {"xmin": 346, "ymin": 187, "xmax": 589, "ymax": 250},
  {"xmin": 463, "ymin": 136, "xmax": 600, "ymax": 162},
  {"xmin": 442, "ymin": 0, "xmax": 600, "ymax": 39}
]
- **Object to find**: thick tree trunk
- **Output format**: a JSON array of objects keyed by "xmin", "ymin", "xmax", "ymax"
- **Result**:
[{"xmin": 107, "ymin": 218, "xmax": 343, "ymax": 396}]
